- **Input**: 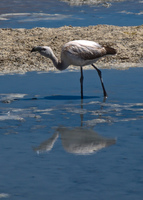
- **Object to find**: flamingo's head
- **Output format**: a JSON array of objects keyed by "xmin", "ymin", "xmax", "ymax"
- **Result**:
[{"xmin": 31, "ymin": 46, "xmax": 53, "ymax": 58}]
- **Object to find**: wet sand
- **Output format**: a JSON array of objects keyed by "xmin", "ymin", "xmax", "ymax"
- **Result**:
[{"xmin": 0, "ymin": 24, "xmax": 143, "ymax": 74}]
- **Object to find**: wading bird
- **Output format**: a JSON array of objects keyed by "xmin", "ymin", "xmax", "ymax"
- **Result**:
[{"xmin": 31, "ymin": 40, "xmax": 116, "ymax": 99}]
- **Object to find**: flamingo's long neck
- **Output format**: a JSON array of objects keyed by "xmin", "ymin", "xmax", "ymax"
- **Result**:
[{"xmin": 49, "ymin": 52, "xmax": 68, "ymax": 71}]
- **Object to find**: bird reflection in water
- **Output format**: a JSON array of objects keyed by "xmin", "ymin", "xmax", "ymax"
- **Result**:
[
  {"xmin": 33, "ymin": 127, "xmax": 116, "ymax": 155},
  {"xmin": 33, "ymin": 96, "xmax": 116, "ymax": 155}
]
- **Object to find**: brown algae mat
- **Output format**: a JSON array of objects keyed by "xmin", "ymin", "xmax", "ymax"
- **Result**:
[{"xmin": 0, "ymin": 24, "xmax": 143, "ymax": 74}]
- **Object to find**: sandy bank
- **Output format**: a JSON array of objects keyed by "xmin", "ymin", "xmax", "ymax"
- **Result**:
[{"xmin": 0, "ymin": 25, "xmax": 143, "ymax": 74}]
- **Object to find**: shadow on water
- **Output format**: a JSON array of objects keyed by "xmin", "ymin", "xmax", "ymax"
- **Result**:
[
  {"xmin": 1, "ymin": 94, "xmax": 99, "ymax": 103},
  {"xmin": 33, "ymin": 126, "xmax": 116, "ymax": 155},
  {"xmin": 44, "ymin": 95, "xmax": 99, "ymax": 101}
]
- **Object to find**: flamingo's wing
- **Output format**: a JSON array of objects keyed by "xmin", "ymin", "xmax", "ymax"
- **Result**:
[{"xmin": 63, "ymin": 41, "xmax": 106, "ymax": 61}]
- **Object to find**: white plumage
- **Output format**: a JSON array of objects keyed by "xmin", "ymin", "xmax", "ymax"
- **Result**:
[{"xmin": 31, "ymin": 40, "xmax": 117, "ymax": 99}]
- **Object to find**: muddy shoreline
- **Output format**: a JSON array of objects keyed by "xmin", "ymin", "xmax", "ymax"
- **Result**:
[{"xmin": 0, "ymin": 24, "xmax": 143, "ymax": 74}]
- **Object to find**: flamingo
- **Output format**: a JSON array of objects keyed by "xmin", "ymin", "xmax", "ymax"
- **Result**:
[{"xmin": 31, "ymin": 40, "xmax": 116, "ymax": 99}]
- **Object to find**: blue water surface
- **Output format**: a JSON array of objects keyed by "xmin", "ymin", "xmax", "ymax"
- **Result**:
[
  {"xmin": 0, "ymin": 0, "xmax": 142, "ymax": 28},
  {"xmin": 0, "ymin": 68, "xmax": 143, "ymax": 200},
  {"xmin": 0, "ymin": 0, "xmax": 143, "ymax": 199}
]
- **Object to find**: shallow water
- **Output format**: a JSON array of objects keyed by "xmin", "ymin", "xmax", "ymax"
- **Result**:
[
  {"xmin": 0, "ymin": 68, "xmax": 143, "ymax": 199},
  {"xmin": 0, "ymin": 1, "xmax": 143, "ymax": 199},
  {"xmin": 0, "ymin": 0, "xmax": 142, "ymax": 28}
]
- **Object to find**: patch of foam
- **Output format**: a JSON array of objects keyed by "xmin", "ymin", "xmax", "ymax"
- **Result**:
[
  {"xmin": 19, "ymin": 13, "xmax": 72, "ymax": 22},
  {"xmin": 0, "ymin": 13, "xmax": 72, "ymax": 22},
  {"xmin": 119, "ymin": 10, "xmax": 143, "ymax": 15},
  {"xmin": 0, "ymin": 112, "xmax": 24, "ymax": 121},
  {"xmin": 0, "ymin": 193, "xmax": 9, "ymax": 198},
  {"xmin": 0, "ymin": 93, "xmax": 27, "ymax": 103},
  {"xmin": 85, "ymin": 101, "xmax": 143, "ymax": 126}
]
